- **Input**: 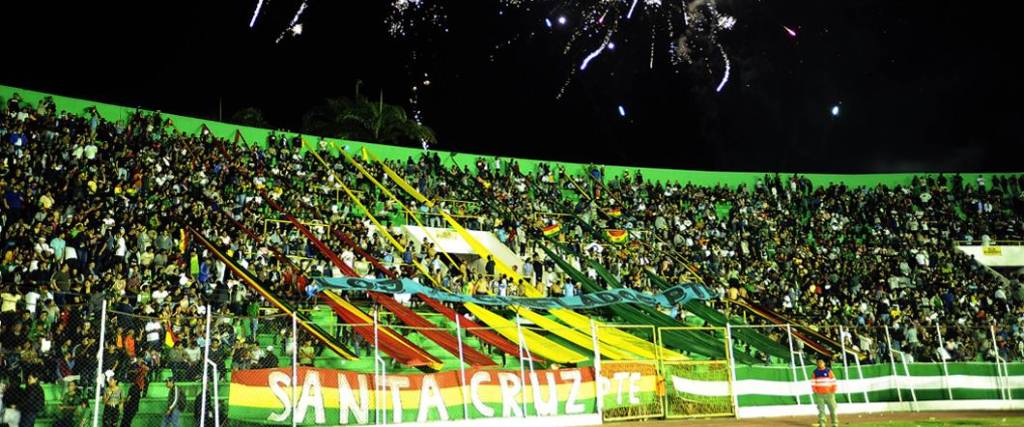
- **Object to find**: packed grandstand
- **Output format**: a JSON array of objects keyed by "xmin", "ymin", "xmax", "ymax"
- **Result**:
[{"xmin": 2, "ymin": 87, "xmax": 1024, "ymax": 425}]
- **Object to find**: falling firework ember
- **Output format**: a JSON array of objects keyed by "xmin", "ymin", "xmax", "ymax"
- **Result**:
[{"xmin": 388, "ymin": 0, "xmax": 740, "ymax": 94}]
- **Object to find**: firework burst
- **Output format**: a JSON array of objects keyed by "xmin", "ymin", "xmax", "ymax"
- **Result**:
[{"xmin": 390, "ymin": 0, "xmax": 738, "ymax": 96}]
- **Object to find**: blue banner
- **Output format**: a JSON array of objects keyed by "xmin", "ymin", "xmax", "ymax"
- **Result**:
[{"xmin": 314, "ymin": 277, "xmax": 713, "ymax": 310}]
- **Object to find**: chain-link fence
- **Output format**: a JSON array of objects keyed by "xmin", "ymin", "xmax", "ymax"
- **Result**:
[
  {"xmin": 1, "ymin": 298, "xmax": 99, "ymax": 427},
  {"xmin": 658, "ymin": 326, "xmax": 734, "ymax": 419},
  {"xmin": 6, "ymin": 291, "xmax": 1024, "ymax": 427},
  {"xmin": 595, "ymin": 324, "xmax": 664, "ymax": 422},
  {"xmin": 723, "ymin": 321, "xmax": 1023, "ymax": 410}
]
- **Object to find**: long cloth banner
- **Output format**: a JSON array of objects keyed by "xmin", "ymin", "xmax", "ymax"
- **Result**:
[
  {"xmin": 314, "ymin": 277, "xmax": 713, "ymax": 310},
  {"xmin": 229, "ymin": 365, "xmax": 662, "ymax": 425}
]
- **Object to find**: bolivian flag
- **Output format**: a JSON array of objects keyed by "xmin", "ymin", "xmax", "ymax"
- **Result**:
[
  {"xmin": 164, "ymin": 322, "xmax": 179, "ymax": 348},
  {"xmin": 607, "ymin": 207, "xmax": 622, "ymax": 218},
  {"xmin": 605, "ymin": 229, "xmax": 628, "ymax": 243},
  {"xmin": 543, "ymin": 223, "xmax": 562, "ymax": 237}
]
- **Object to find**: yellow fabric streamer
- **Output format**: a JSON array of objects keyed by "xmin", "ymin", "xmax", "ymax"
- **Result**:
[
  {"xmin": 365, "ymin": 148, "xmax": 434, "ymax": 207},
  {"xmin": 363, "ymin": 147, "xmax": 684, "ymax": 361},
  {"xmin": 308, "ymin": 144, "xmax": 587, "ymax": 364}
]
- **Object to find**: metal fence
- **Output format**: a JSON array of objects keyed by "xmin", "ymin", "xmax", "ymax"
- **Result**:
[
  {"xmin": 658, "ymin": 326, "xmax": 733, "ymax": 419},
  {"xmin": 3, "ymin": 297, "xmax": 1023, "ymax": 426}
]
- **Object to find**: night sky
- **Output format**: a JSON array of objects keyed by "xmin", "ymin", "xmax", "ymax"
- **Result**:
[{"xmin": 1, "ymin": 1, "xmax": 1021, "ymax": 173}]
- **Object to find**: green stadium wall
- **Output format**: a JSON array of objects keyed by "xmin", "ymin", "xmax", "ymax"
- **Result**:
[{"xmin": 2, "ymin": 85, "xmax": 1020, "ymax": 189}]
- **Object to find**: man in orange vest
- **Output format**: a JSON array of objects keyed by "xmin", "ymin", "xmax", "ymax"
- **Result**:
[{"xmin": 811, "ymin": 358, "xmax": 838, "ymax": 427}]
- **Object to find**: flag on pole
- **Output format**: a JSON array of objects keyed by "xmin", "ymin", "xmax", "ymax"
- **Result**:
[{"xmin": 164, "ymin": 322, "xmax": 179, "ymax": 348}]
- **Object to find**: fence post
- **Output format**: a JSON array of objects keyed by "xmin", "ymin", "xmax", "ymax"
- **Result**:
[
  {"xmin": 990, "ymin": 324, "xmax": 1008, "ymax": 400},
  {"xmin": 200, "ymin": 305, "xmax": 212, "ymax": 427},
  {"xmin": 291, "ymin": 312, "xmax": 299, "ymax": 427},
  {"xmin": 797, "ymin": 351, "xmax": 813, "ymax": 405},
  {"xmin": 205, "ymin": 360, "xmax": 222, "ymax": 427},
  {"xmin": 785, "ymin": 324, "xmax": 801, "ymax": 406},
  {"xmin": 654, "ymin": 325, "xmax": 665, "ymax": 416},
  {"xmin": 1007, "ymin": 352, "xmax": 1014, "ymax": 401},
  {"xmin": 935, "ymin": 324, "xmax": 953, "ymax": 401},
  {"xmin": 899, "ymin": 351, "xmax": 918, "ymax": 411},
  {"xmin": 373, "ymin": 322, "xmax": 381, "ymax": 425},
  {"xmin": 374, "ymin": 311, "xmax": 389, "ymax": 426},
  {"xmin": 883, "ymin": 325, "xmax": 904, "ymax": 403},
  {"xmin": 838, "ymin": 326, "xmax": 852, "ymax": 404},
  {"xmin": 514, "ymin": 312, "xmax": 528, "ymax": 418},
  {"xmin": 853, "ymin": 352, "xmax": 870, "ymax": 406},
  {"xmin": 455, "ymin": 315, "xmax": 470, "ymax": 420},
  {"xmin": 381, "ymin": 348, "xmax": 388, "ymax": 427},
  {"xmin": 725, "ymin": 324, "xmax": 739, "ymax": 418},
  {"xmin": 91, "ymin": 300, "xmax": 108, "ymax": 427},
  {"xmin": 520, "ymin": 321, "xmax": 538, "ymax": 416},
  {"xmin": 590, "ymin": 319, "xmax": 604, "ymax": 415}
]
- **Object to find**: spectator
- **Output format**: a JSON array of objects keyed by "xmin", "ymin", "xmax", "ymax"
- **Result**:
[
  {"xmin": 101, "ymin": 372, "xmax": 122, "ymax": 427},
  {"xmin": 144, "ymin": 319, "xmax": 162, "ymax": 353},
  {"xmin": 120, "ymin": 360, "xmax": 146, "ymax": 427},
  {"xmin": 259, "ymin": 346, "xmax": 279, "ymax": 369},
  {"xmin": 299, "ymin": 340, "xmax": 316, "ymax": 366},
  {"xmin": 15, "ymin": 372, "xmax": 44, "ymax": 427},
  {"xmin": 55, "ymin": 380, "xmax": 84, "ymax": 427},
  {"xmin": 2, "ymin": 378, "xmax": 23, "ymax": 427},
  {"xmin": 161, "ymin": 379, "xmax": 184, "ymax": 427}
]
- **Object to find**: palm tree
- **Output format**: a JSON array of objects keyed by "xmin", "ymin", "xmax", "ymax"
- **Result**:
[
  {"xmin": 301, "ymin": 84, "xmax": 437, "ymax": 147},
  {"xmin": 229, "ymin": 107, "xmax": 271, "ymax": 128}
]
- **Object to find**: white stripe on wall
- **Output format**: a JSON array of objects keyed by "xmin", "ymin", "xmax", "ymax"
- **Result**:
[
  {"xmin": 670, "ymin": 374, "xmax": 1024, "ymax": 397},
  {"xmin": 737, "ymin": 400, "xmax": 1024, "ymax": 419}
]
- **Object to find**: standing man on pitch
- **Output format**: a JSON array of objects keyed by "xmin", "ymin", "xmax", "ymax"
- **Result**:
[{"xmin": 811, "ymin": 358, "xmax": 838, "ymax": 427}]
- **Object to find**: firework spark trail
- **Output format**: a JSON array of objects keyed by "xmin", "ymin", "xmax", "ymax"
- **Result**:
[
  {"xmin": 249, "ymin": 0, "xmax": 265, "ymax": 28},
  {"xmin": 385, "ymin": 0, "xmax": 744, "ymax": 97},
  {"xmin": 275, "ymin": 0, "xmax": 308, "ymax": 43},
  {"xmin": 714, "ymin": 41, "xmax": 730, "ymax": 92},
  {"xmin": 287, "ymin": 1, "xmax": 309, "ymax": 28},
  {"xmin": 580, "ymin": 41, "xmax": 609, "ymax": 70},
  {"xmin": 556, "ymin": 61, "xmax": 581, "ymax": 99},
  {"xmin": 626, "ymin": 0, "xmax": 639, "ymax": 19},
  {"xmin": 649, "ymin": 30, "xmax": 656, "ymax": 69}
]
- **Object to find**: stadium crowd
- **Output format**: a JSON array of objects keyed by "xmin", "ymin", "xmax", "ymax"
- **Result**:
[
  {"xmin": 382, "ymin": 145, "xmax": 1024, "ymax": 365},
  {"xmin": 1, "ymin": 92, "xmax": 1024, "ymax": 420}
]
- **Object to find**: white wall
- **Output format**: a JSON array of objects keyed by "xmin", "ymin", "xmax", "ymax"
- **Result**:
[
  {"xmin": 957, "ymin": 245, "xmax": 1024, "ymax": 267},
  {"xmin": 401, "ymin": 226, "xmax": 522, "ymax": 273}
]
